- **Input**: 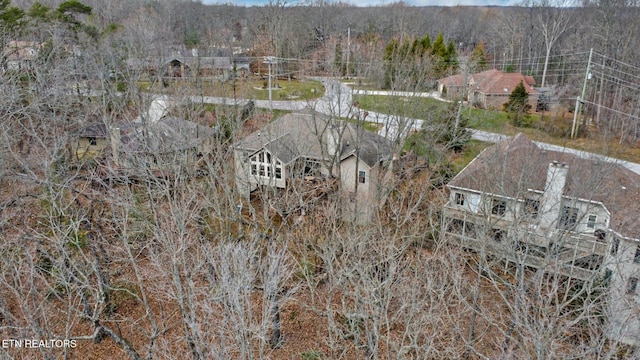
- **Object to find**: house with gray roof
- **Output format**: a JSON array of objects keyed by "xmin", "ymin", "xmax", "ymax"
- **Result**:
[
  {"xmin": 442, "ymin": 133, "xmax": 640, "ymax": 346},
  {"xmin": 234, "ymin": 110, "xmax": 393, "ymax": 222},
  {"xmin": 74, "ymin": 117, "xmax": 216, "ymax": 177},
  {"xmin": 127, "ymin": 54, "xmax": 250, "ymax": 80}
]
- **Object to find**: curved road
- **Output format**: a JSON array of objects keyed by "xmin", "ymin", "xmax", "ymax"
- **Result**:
[{"xmin": 163, "ymin": 77, "xmax": 640, "ymax": 175}]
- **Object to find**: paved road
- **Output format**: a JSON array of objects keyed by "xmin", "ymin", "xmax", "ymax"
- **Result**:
[
  {"xmin": 185, "ymin": 77, "xmax": 640, "ymax": 175},
  {"xmin": 469, "ymin": 129, "xmax": 640, "ymax": 175}
]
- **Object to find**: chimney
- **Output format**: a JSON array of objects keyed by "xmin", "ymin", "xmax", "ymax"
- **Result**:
[
  {"xmin": 109, "ymin": 127, "xmax": 121, "ymax": 165},
  {"xmin": 539, "ymin": 161, "xmax": 568, "ymax": 229},
  {"xmin": 326, "ymin": 124, "xmax": 341, "ymax": 158}
]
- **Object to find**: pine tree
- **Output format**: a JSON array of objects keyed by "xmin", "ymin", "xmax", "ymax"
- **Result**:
[
  {"xmin": 469, "ymin": 42, "xmax": 488, "ymax": 72},
  {"xmin": 446, "ymin": 40, "xmax": 458, "ymax": 71},
  {"xmin": 431, "ymin": 32, "xmax": 446, "ymax": 58},
  {"xmin": 503, "ymin": 80, "xmax": 532, "ymax": 127}
]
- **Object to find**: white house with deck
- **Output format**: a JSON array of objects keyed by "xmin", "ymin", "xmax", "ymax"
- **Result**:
[{"xmin": 442, "ymin": 133, "xmax": 640, "ymax": 346}]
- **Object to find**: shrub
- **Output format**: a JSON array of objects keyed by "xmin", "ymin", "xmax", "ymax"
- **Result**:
[{"xmin": 301, "ymin": 349, "xmax": 323, "ymax": 360}]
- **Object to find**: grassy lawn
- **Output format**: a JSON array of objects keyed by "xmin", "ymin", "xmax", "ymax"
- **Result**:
[
  {"xmin": 355, "ymin": 94, "xmax": 640, "ymax": 164},
  {"xmin": 148, "ymin": 78, "xmax": 324, "ymax": 101},
  {"xmin": 450, "ymin": 140, "xmax": 490, "ymax": 172},
  {"xmin": 354, "ymin": 94, "xmax": 447, "ymax": 119}
]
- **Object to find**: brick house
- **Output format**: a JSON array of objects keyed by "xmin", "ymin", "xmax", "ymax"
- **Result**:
[{"xmin": 438, "ymin": 69, "xmax": 538, "ymax": 110}]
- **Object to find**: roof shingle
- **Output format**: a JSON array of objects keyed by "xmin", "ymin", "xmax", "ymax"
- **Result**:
[{"xmin": 449, "ymin": 133, "xmax": 640, "ymax": 238}]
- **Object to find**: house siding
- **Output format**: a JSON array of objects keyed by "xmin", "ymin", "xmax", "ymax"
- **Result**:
[
  {"xmin": 340, "ymin": 156, "xmax": 378, "ymax": 224},
  {"xmin": 605, "ymin": 238, "xmax": 640, "ymax": 346},
  {"xmin": 74, "ymin": 137, "xmax": 109, "ymax": 160},
  {"xmin": 444, "ymin": 134, "xmax": 640, "ymax": 347}
]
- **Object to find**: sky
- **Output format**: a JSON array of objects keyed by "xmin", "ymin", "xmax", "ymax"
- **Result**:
[{"xmin": 201, "ymin": 0, "xmax": 518, "ymax": 6}]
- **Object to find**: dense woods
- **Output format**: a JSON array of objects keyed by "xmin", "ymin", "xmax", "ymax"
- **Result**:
[{"xmin": 1, "ymin": 0, "xmax": 640, "ymax": 359}]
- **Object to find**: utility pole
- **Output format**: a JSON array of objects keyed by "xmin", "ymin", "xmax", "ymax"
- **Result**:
[
  {"xmin": 571, "ymin": 48, "xmax": 593, "ymax": 139},
  {"xmin": 265, "ymin": 56, "xmax": 277, "ymax": 112},
  {"xmin": 346, "ymin": 26, "xmax": 350, "ymax": 79}
]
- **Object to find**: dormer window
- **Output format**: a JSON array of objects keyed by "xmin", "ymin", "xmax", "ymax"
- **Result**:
[
  {"xmin": 587, "ymin": 214, "xmax": 597, "ymax": 229},
  {"xmin": 455, "ymin": 193, "xmax": 465, "ymax": 206}
]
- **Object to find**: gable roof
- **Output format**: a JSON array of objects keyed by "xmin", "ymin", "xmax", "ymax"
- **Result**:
[
  {"xmin": 437, "ymin": 73, "xmax": 466, "ymax": 87},
  {"xmin": 448, "ymin": 133, "xmax": 640, "ymax": 239},
  {"xmin": 121, "ymin": 117, "xmax": 216, "ymax": 154},
  {"xmin": 163, "ymin": 56, "xmax": 249, "ymax": 71},
  {"xmin": 235, "ymin": 110, "xmax": 392, "ymax": 167},
  {"xmin": 470, "ymin": 69, "xmax": 537, "ymax": 95}
]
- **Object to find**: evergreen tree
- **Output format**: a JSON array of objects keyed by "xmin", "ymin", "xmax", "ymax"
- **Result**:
[
  {"xmin": 419, "ymin": 35, "xmax": 431, "ymax": 56},
  {"xmin": 431, "ymin": 32, "xmax": 447, "ymax": 58},
  {"xmin": 27, "ymin": 1, "xmax": 50, "ymax": 21},
  {"xmin": 503, "ymin": 80, "xmax": 532, "ymax": 127},
  {"xmin": 445, "ymin": 40, "xmax": 458, "ymax": 71},
  {"xmin": 469, "ymin": 42, "xmax": 489, "ymax": 72},
  {"xmin": 0, "ymin": 0, "xmax": 25, "ymax": 36}
]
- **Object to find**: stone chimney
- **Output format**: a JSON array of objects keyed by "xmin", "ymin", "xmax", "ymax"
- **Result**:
[
  {"xmin": 109, "ymin": 127, "xmax": 121, "ymax": 165},
  {"xmin": 539, "ymin": 161, "xmax": 568, "ymax": 229}
]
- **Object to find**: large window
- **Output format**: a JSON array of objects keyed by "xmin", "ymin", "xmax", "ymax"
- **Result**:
[
  {"xmin": 250, "ymin": 151, "xmax": 282, "ymax": 180},
  {"xmin": 635, "ymin": 246, "xmax": 640, "ymax": 264},
  {"xmin": 447, "ymin": 219, "xmax": 464, "ymax": 234},
  {"xmin": 491, "ymin": 198, "xmax": 506, "ymax": 216},
  {"xmin": 303, "ymin": 160, "xmax": 321, "ymax": 176},
  {"xmin": 610, "ymin": 237, "xmax": 620, "ymax": 256},
  {"xmin": 523, "ymin": 198, "xmax": 539, "ymax": 219},
  {"xmin": 558, "ymin": 206, "xmax": 578, "ymax": 230}
]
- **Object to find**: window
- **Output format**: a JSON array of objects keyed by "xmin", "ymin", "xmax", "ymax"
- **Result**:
[
  {"xmin": 523, "ymin": 198, "xmax": 539, "ymax": 219},
  {"xmin": 587, "ymin": 214, "xmax": 597, "ymax": 229},
  {"xmin": 303, "ymin": 160, "xmax": 321, "ymax": 176},
  {"xmin": 465, "ymin": 222, "xmax": 476, "ymax": 238},
  {"xmin": 455, "ymin": 193, "xmax": 465, "ymax": 206},
  {"xmin": 558, "ymin": 206, "xmax": 579, "ymax": 230},
  {"xmin": 611, "ymin": 237, "xmax": 620, "ymax": 256},
  {"xmin": 358, "ymin": 170, "xmax": 366, "ymax": 184},
  {"xmin": 447, "ymin": 219, "xmax": 464, "ymax": 234},
  {"xmin": 627, "ymin": 277, "xmax": 638, "ymax": 295},
  {"xmin": 491, "ymin": 198, "xmax": 506, "ymax": 216},
  {"xmin": 88, "ymin": 137, "xmax": 97, "ymax": 146},
  {"xmin": 635, "ymin": 246, "xmax": 640, "ymax": 264},
  {"xmin": 492, "ymin": 228, "xmax": 506, "ymax": 243},
  {"xmin": 250, "ymin": 151, "xmax": 282, "ymax": 180}
]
